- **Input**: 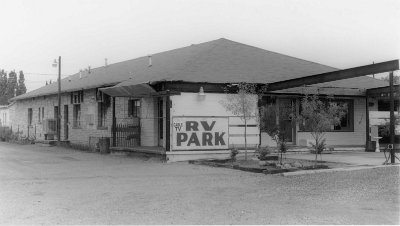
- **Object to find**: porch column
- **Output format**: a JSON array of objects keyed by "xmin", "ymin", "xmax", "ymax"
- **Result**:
[
  {"xmin": 365, "ymin": 92, "xmax": 370, "ymax": 146},
  {"xmin": 112, "ymin": 97, "xmax": 116, "ymax": 147},
  {"xmin": 165, "ymin": 94, "xmax": 171, "ymax": 151}
]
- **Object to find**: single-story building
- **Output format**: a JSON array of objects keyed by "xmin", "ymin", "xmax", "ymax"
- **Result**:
[
  {"xmin": 0, "ymin": 105, "xmax": 11, "ymax": 127},
  {"xmin": 9, "ymin": 38, "xmax": 391, "ymax": 161}
]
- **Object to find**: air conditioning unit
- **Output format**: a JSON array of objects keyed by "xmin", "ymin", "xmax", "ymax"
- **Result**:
[{"xmin": 43, "ymin": 119, "xmax": 57, "ymax": 135}]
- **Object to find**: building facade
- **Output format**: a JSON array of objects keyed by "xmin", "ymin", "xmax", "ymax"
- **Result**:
[{"xmin": 9, "ymin": 38, "xmax": 390, "ymax": 161}]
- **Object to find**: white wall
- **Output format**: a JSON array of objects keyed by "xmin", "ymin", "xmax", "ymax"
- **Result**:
[
  {"xmin": 170, "ymin": 92, "xmax": 259, "ymax": 150},
  {"xmin": 296, "ymin": 97, "xmax": 367, "ymax": 146}
]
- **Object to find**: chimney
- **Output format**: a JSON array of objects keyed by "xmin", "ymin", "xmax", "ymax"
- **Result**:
[
  {"xmin": 88, "ymin": 66, "xmax": 91, "ymax": 74},
  {"xmin": 148, "ymin": 55, "xmax": 152, "ymax": 67},
  {"xmin": 105, "ymin": 58, "xmax": 108, "ymax": 67},
  {"xmin": 79, "ymin": 69, "xmax": 83, "ymax": 79}
]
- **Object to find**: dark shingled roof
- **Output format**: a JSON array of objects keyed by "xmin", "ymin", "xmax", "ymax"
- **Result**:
[{"xmin": 11, "ymin": 38, "xmax": 388, "ymax": 101}]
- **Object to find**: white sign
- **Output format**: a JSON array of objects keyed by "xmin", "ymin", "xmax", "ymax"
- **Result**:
[{"xmin": 172, "ymin": 117, "xmax": 229, "ymax": 151}]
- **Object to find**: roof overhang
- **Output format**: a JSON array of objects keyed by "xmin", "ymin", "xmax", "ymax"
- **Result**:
[
  {"xmin": 99, "ymin": 83, "xmax": 181, "ymax": 97},
  {"xmin": 99, "ymin": 83, "xmax": 158, "ymax": 97}
]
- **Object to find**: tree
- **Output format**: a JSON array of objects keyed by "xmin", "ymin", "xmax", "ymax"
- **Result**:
[
  {"xmin": 296, "ymin": 94, "xmax": 347, "ymax": 164},
  {"xmin": 16, "ymin": 71, "xmax": 26, "ymax": 96},
  {"xmin": 259, "ymin": 103, "xmax": 293, "ymax": 164},
  {"xmin": 0, "ymin": 70, "xmax": 8, "ymax": 105},
  {"xmin": 5, "ymin": 71, "xmax": 17, "ymax": 101},
  {"xmin": 220, "ymin": 83, "xmax": 260, "ymax": 160}
]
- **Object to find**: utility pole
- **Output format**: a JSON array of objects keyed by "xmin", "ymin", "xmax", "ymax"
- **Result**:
[
  {"xmin": 53, "ymin": 57, "xmax": 62, "ymax": 142},
  {"xmin": 389, "ymin": 71, "xmax": 395, "ymax": 163},
  {"xmin": 57, "ymin": 56, "xmax": 61, "ymax": 142}
]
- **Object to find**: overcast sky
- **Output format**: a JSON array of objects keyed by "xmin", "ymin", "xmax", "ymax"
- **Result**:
[{"xmin": 1, "ymin": 0, "xmax": 399, "ymax": 92}]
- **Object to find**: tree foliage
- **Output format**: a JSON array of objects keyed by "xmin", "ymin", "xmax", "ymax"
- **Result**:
[
  {"xmin": 220, "ymin": 83, "xmax": 266, "ymax": 160},
  {"xmin": 16, "ymin": 71, "xmax": 27, "ymax": 96},
  {"xmin": 259, "ymin": 103, "xmax": 293, "ymax": 164},
  {"xmin": 0, "ymin": 70, "xmax": 8, "ymax": 105},
  {"xmin": 0, "ymin": 70, "xmax": 27, "ymax": 105},
  {"xmin": 296, "ymin": 94, "xmax": 347, "ymax": 163}
]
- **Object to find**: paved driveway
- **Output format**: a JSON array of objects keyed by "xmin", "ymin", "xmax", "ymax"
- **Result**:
[{"xmin": 0, "ymin": 142, "xmax": 399, "ymax": 224}]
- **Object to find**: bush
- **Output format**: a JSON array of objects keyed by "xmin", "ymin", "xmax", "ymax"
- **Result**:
[
  {"xmin": 257, "ymin": 146, "xmax": 272, "ymax": 160},
  {"xmin": 309, "ymin": 138, "xmax": 326, "ymax": 154},
  {"xmin": 230, "ymin": 148, "xmax": 239, "ymax": 162},
  {"xmin": 0, "ymin": 127, "xmax": 12, "ymax": 141}
]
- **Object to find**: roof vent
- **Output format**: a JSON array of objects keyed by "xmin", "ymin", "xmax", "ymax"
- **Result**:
[
  {"xmin": 79, "ymin": 69, "xmax": 83, "ymax": 79},
  {"xmin": 148, "ymin": 55, "xmax": 152, "ymax": 67}
]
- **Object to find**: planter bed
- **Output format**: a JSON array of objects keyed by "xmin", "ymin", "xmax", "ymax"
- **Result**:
[{"xmin": 189, "ymin": 158, "xmax": 330, "ymax": 175}]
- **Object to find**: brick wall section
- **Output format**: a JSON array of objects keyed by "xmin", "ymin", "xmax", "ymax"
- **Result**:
[{"xmin": 10, "ymin": 89, "xmax": 111, "ymax": 146}]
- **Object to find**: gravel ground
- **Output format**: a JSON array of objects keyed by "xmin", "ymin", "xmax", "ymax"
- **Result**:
[{"xmin": 0, "ymin": 142, "xmax": 399, "ymax": 225}]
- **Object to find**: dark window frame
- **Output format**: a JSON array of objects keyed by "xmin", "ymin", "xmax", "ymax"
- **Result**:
[
  {"xmin": 298, "ymin": 98, "xmax": 354, "ymax": 132},
  {"xmin": 97, "ymin": 102, "xmax": 108, "ymax": 129},
  {"xmin": 28, "ymin": 108, "xmax": 33, "ymax": 126},
  {"xmin": 73, "ymin": 104, "xmax": 81, "ymax": 128},
  {"xmin": 128, "ymin": 99, "xmax": 141, "ymax": 118}
]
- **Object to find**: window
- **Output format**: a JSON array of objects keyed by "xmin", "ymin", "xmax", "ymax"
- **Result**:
[
  {"xmin": 98, "ymin": 102, "xmax": 107, "ymax": 128},
  {"xmin": 70, "ymin": 91, "xmax": 84, "ymax": 104},
  {"xmin": 299, "ymin": 99, "xmax": 354, "ymax": 132},
  {"xmin": 38, "ymin": 107, "xmax": 41, "ymax": 123},
  {"xmin": 54, "ymin": 106, "xmax": 59, "ymax": 119},
  {"xmin": 28, "ymin": 108, "xmax": 33, "ymax": 126},
  {"xmin": 42, "ymin": 107, "xmax": 44, "ymax": 122},
  {"xmin": 73, "ymin": 104, "xmax": 81, "ymax": 128},
  {"xmin": 128, "ymin": 99, "xmax": 141, "ymax": 117},
  {"xmin": 332, "ymin": 100, "xmax": 353, "ymax": 131}
]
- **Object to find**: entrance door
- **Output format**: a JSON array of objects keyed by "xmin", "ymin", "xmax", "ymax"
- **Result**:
[
  {"xmin": 157, "ymin": 98, "xmax": 164, "ymax": 146},
  {"xmin": 279, "ymin": 98, "xmax": 295, "ymax": 143},
  {"xmin": 64, "ymin": 105, "xmax": 69, "ymax": 140}
]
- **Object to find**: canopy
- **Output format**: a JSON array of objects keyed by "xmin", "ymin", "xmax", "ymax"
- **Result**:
[{"xmin": 99, "ymin": 83, "xmax": 157, "ymax": 97}]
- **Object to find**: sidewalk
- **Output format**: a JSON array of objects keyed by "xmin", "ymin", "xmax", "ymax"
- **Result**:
[{"xmin": 285, "ymin": 151, "xmax": 390, "ymax": 166}]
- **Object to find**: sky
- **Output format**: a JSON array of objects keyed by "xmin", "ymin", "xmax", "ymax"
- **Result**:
[{"xmin": 1, "ymin": 0, "xmax": 399, "ymax": 92}]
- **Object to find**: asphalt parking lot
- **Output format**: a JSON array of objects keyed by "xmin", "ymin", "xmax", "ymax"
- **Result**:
[{"xmin": 0, "ymin": 142, "xmax": 399, "ymax": 224}]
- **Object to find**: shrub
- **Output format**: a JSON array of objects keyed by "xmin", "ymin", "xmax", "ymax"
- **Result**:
[
  {"xmin": 257, "ymin": 146, "xmax": 271, "ymax": 160},
  {"xmin": 230, "ymin": 148, "xmax": 239, "ymax": 162}
]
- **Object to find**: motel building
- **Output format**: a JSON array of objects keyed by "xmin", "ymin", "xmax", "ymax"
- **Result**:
[{"xmin": 8, "ymin": 39, "xmax": 398, "ymax": 162}]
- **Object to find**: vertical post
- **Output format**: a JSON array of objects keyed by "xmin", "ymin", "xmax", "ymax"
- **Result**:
[
  {"xmin": 165, "ymin": 94, "xmax": 171, "ymax": 152},
  {"xmin": 57, "ymin": 56, "xmax": 61, "ymax": 142},
  {"xmin": 112, "ymin": 97, "xmax": 116, "ymax": 147},
  {"xmin": 365, "ymin": 92, "xmax": 370, "ymax": 147},
  {"xmin": 389, "ymin": 71, "xmax": 395, "ymax": 163}
]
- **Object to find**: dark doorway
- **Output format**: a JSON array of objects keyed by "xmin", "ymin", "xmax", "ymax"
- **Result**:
[
  {"xmin": 158, "ymin": 98, "xmax": 164, "ymax": 146},
  {"xmin": 278, "ymin": 98, "xmax": 295, "ymax": 143},
  {"xmin": 64, "ymin": 105, "xmax": 69, "ymax": 140}
]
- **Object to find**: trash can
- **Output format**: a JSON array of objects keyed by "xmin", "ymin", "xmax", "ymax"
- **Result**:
[
  {"xmin": 98, "ymin": 138, "xmax": 110, "ymax": 154},
  {"xmin": 366, "ymin": 141, "xmax": 376, "ymax": 152}
]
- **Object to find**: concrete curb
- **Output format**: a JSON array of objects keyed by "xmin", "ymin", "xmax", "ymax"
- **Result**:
[{"xmin": 280, "ymin": 164, "xmax": 400, "ymax": 177}]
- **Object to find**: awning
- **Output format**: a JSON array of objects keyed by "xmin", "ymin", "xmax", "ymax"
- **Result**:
[{"xmin": 99, "ymin": 83, "xmax": 158, "ymax": 97}]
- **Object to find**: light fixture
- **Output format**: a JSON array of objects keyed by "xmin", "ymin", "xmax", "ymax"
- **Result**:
[{"xmin": 198, "ymin": 86, "xmax": 205, "ymax": 96}]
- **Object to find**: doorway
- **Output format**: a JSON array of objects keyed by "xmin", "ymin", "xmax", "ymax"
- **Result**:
[
  {"xmin": 157, "ymin": 98, "xmax": 164, "ymax": 146},
  {"xmin": 64, "ymin": 105, "xmax": 69, "ymax": 140},
  {"xmin": 278, "ymin": 98, "xmax": 295, "ymax": 143}
]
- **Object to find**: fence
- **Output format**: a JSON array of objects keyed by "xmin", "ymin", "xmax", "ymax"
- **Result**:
[{"xmin": 112, "ymin": 117, "xmax": 140, "ymax": 147}]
